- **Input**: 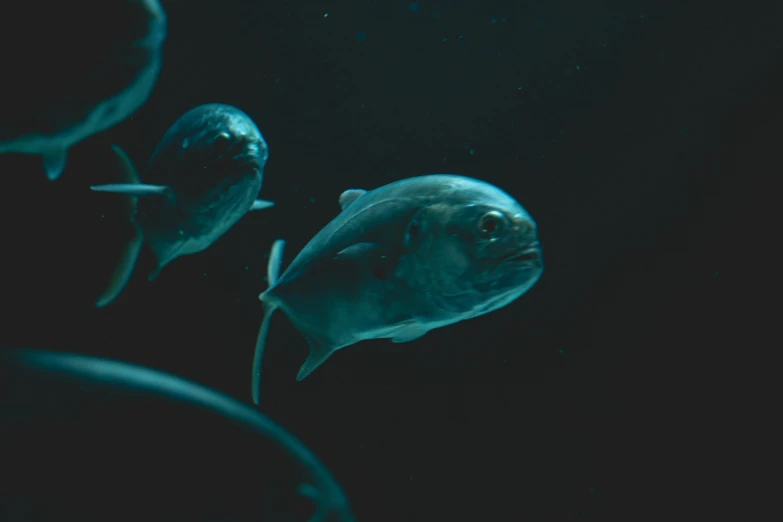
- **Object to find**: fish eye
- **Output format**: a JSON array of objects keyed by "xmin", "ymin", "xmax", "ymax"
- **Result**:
[
  {"xmin": 478, "ymin": 210, "xmax": 506, "ymax": 236},
  {"xmin": 214, "ymin": 132, "xmax": 232, "ymax": 154}
]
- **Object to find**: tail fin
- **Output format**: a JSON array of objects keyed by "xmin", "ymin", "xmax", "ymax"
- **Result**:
[
  {"xmin": 251, "ymin": 239, "xmax": 286, "ymax": 405},
  {"xmin": 93, "ymin": 145, "xmax": 144, "ymax": 308}
]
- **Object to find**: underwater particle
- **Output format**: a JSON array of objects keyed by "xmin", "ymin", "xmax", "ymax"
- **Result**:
[
  {"xmin": 558, "ymin": 349, "xmax": 565, "ymax": 354},
  {"xmin": 559, "ymin": 129, "xmax": 565, "ymax": 136},
  {"xmin": 409, "ymin": 2, "xmax": 419, "ymax": 12},
  {"xmin": 501, "ymin": 17, "xmax": 507, "ymax": 23},
  {"xmin": 324, "ymin": 12, "xmax": 328, "ymax": 17},
  {"xmin": 576, "ymin": 65, "xmax": 581, "ymax": 70},
  {"xmin": 603, "ymin": 42, "xmax": 608, "ymax": 47},
  {"xmin": 469, "ymin": 149, "xmax": 475, "ymax": 155},
  {"xmin": 492, "ymin": 17, "xmax": 497, "ymax": 23},
  {"xmin": 680, "ymin": 128, "xmax": 688, "ymax": 136},
  {"xmin": 356, "ymin": 31, "xmax": 367, "ymax": 42}
]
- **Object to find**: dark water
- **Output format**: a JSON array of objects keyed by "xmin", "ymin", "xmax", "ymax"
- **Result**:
[{"xmin": 1, "ymin": 1, "xmax": 777, "ymax": 520}]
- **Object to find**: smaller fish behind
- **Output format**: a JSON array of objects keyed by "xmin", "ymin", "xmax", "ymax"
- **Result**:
[
  {"xmin": 251, "ymin": 174, "xmax": 544, "ymax": 404},
  {"xmin": 91, "ymin": 103, "xmax": 275, "ymax": 308}
]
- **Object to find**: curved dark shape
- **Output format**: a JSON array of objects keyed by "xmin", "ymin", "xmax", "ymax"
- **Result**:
[{"xmin": 0, "ymin": 348, "xmax": 356, "ymax": 522}]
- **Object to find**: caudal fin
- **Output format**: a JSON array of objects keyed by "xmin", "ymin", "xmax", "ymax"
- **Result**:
[
  {"xmin": 93, "ymin": 145, "xmax": 144, "ymax": 308},
  {"xmin": 251, "ymin": 239, "xmax": 286, "ymax": 405}
]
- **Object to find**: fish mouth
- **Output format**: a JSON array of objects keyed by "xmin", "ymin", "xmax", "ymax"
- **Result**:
[{"xmin": 501, "ymin": 243, "xmax": 541, "ymax": 264}]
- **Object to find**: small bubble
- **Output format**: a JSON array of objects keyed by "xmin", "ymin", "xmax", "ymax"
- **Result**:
[{"xmin": 356, "ymin": 32, "xmax": 367, "ymax": 42}]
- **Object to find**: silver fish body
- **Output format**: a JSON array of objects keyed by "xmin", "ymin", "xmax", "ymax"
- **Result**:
[
  {"xmin": 251, "ymin": 174, "xmax": 543, "ymax": 403},
  {"xmin": 0, "ymin": 0, "xmax": 167, "ymax": 181},
  {"xmin": 90, "ymin": 103, "xmax": 275, "ymax": 307}
]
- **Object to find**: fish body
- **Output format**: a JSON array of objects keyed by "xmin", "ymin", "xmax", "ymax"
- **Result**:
[
  {"xmin": 0, "ymin": 348, "xmax": 357, "ymax": 522},
  {"xmin": 0, "ymin": 0, "xmax": 167, "ymax": 181},
  {"xmin": 251, "ymin": 174, "xmax": 544, "ymax": 403},
  {"xmin": 91, "ymin": 103, "xmax": 274, "ymax": 307}
]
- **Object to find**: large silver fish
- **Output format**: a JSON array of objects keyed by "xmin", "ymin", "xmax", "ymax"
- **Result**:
[
  {"xmin": 91, "ymin": 103, "xmax": 274, "ymax": 308},
  {"xmin": 251, "ymin": 174, "xmax": 544, "ymax": 404},
  {"xmin": 0, "ymin": 0, "xmax": 167, "ymax": 181},
  {"xmin": 0, "ymin": 348, "xmax": 357, "ymax": 522}
]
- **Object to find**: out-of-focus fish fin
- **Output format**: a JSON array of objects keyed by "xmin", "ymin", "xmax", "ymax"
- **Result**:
[
  {"xmin": 251, "ymin": 239, "xmax": 286, "ymax": 405},
  {"xmin": 338, "ymin": 188, "xmax": 366, "ymax": 210},
  {"xmin": 390, "ymin": 324, "xmax": 430, "ymax": 343},
  {"xmin": 95, "ymin": 223, "xmax": 143, "ymax": 308},
  {"xmin": 296, "ymin": 334, "xmax": 336, "ymax": 382},
  {"xmin": 249, "ymin": 199, "xmax": 275, "ymax": 211},
  {"xmin": 42, "ymin": 147, "xmax": 67, "ymax": 181},
  {"xmin": 94, "ymin": 145, "xmax": 147, "ymax": 308}
]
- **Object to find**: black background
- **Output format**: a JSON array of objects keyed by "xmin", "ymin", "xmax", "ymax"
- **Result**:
[{"xmin": 1, "ymin": 1, "xmax": 778, "ymax": 520}]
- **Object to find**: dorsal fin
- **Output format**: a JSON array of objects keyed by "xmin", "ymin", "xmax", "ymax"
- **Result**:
[{"xmin": 338, "ymin": 189, "xmax": 366, "ymax": 211}]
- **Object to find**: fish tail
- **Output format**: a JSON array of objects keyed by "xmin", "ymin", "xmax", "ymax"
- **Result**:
[
  {"xmin": 251, "ymin": 239, "xmax": 286, "ymax": 405},
  {"xmin": 94, "ymin": 145, "xmax": 144, "ymax": 308}
]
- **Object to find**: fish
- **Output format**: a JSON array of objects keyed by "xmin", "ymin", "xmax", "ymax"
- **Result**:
[
  {"xmin": 0, "ymin": 348, "xmax": 357, "ymax": 522},
  {"xmin": 90, "ymin": 103, "xmax": 275, "ymax": 308},
  {"xmin": 251, "ymin": 174, "xmax": 544, "ymax": 404},
  {"xmin": 0, "ymin": 0, "xmax": 167, "ymax": 181}
]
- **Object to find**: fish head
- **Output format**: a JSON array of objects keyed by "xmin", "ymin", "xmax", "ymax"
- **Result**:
[
  {"xmin": 148, "ymin": 103, "xmax": 268, "ymax": 201},
  {"xmin": 403, "ymin": 178, "xmax": 543, "ymax": 316}
]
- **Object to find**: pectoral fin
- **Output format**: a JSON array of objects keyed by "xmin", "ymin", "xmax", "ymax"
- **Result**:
[
  {"xmin": 296, "ymin": 334, "xmax": 337, "ymax": 382},
  {"xmin": 390, "ymin": 324, "xmax": 430, "ymax": 343},
  {"xmin": 249, "ymin": 199, "xmax": 275, "ymax": 211},
  {"xmin": 90, "ymin": 184, "xmax": 169, "ymax": 196},
  {"xmin": 335, "ymin": 242, "xmax": 395, "ymax": 281}
]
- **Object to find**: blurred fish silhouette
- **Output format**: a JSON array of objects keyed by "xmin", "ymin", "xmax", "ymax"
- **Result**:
[
  {"xmin": 90, "ymin": 103, "xmax": 275, "ymax": 308},
  {"xmin": 0, "ymin": 0, "xmax": 167, "ymax": 181},
  {"xmin": 0, "ymin": 348, "xmax": 357, "ymax": 522},
  {"xmin": 251, "ymin": 175, "xmax": 544, "ymax": 403}
]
